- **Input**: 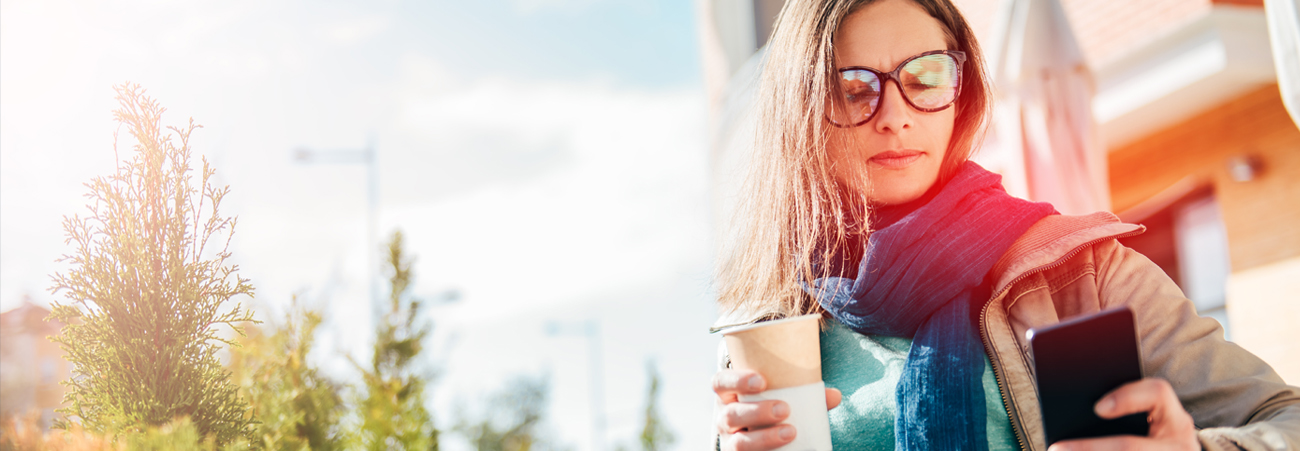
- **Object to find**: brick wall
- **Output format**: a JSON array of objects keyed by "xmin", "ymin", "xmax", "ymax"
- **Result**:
[
  {"xmin": 954, "ymin": 0, "xmax": 1222, "ymax": 68},
  {"xmin": 1061, "ymin": 0, "xmax": 1213, "ymax": 66}
]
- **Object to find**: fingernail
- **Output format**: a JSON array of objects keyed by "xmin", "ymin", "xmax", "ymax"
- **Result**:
[
  {"xmin": 772, "ymin": 402, "xmax": 789, "ymax": 419},
  {"xmin": 777, "ymin": 425, "xmax": 795, "ymax": 441},
  {"xmin": 1096, "ymin": 397, "xmax": 1115, "ymax": 415},
  {"xmin": 747, "ymin": 375, "xmax": 763, "ymax": 391}
]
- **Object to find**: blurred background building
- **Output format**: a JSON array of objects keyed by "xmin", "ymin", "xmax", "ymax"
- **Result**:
[
  {"xmin": 698, "ymin": 0, "xmax": 1300, "ymax": 383},
  {"xmin": 0, "ymin": 298, "xmax": 70, "ymax": 430}
]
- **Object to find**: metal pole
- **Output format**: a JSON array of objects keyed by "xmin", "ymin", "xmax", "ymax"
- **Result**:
[
  {"xmin": 292, "ymin": 141, "xmax": 380, "ymax": 320},
  {"xmin": 587, "ymin": 320, "xmax": 605, "ymax": 451},
  {"xmin": 366, "ymin": 137, "xmax": 379, "ymax": 312},
  {"xmin": 544, "ymin": 319, "xmax": 606, "ymax": 451}
]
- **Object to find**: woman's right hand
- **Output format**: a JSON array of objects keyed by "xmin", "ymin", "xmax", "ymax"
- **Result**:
[{"xmin": 712, "ymin": 369, "xmax": 842, "ymax": 451}]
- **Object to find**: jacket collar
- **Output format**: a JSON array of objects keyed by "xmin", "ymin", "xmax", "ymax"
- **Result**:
[{"xmin": 988, "ymin": 211, "xmax": 1145, "ymax": 300}]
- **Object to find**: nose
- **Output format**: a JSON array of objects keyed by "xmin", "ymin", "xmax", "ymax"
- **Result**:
[{"xmin": 871, "ymin": 80, "xmax": 913, "ymax": 134}]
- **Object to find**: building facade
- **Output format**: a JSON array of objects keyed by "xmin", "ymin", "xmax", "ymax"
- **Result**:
[{"xmin": 0, "ymin": 299, "xmax": 71, "ymax": 430}]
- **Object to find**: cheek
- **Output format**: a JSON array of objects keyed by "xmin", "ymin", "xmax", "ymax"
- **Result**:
[
  {"xmin": 825, "ymin": 130, "xmax": 870, "ymax": 186},
  {"xmin": 923, "ymin": 109, "xmax": 957, "ymax": 160}
]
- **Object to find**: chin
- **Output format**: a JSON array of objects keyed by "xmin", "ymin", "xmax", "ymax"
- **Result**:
[{"xmin": 866, "ymin": 174, "xmax": 931, "ymax": 206}]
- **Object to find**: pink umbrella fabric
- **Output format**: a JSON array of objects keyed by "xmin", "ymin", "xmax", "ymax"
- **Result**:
[{"xmin": 977, "ymin": 0, "xmax": 1111, "ymax": 215}]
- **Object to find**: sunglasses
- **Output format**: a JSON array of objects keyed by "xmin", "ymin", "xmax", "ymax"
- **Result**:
[{"xmin": 826, "ymin": 50, "xmax": 966, "ymax": 128}]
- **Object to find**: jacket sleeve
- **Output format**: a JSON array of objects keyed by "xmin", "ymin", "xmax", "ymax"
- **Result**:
[{"xmin": 1093, "ymin": 239, "xmax": 1300, "ymax": 451}]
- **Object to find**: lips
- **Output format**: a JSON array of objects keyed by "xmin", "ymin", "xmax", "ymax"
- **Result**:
[{"xmin": 869, "ymin": 150, "xmax": 924, "ymax": 169}]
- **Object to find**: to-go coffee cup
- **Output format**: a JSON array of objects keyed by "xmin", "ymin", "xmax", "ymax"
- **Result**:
[{"xmin": 721, "ymin": 314, "xmax": 832, "ymax": 451}]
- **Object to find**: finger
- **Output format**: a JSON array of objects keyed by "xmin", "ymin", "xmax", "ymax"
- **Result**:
[
  {"xmin": 826, "ymin": 388, "xmax": 842, "ymax": 410},
  {"xmin": 713, "ymin": 369, "xmax": 767, "ymax": 403},
  {"xmin": 1095, "ymin": 378, "xmax": 1179, "ymax": 420},
  {"xmin": 1095, "ymin": 378, "xmax": 1196, "ymax": 445},
  {"xmin": 717, "ymin": 400, "xmax": 791, "ymax": 434},
  {"xmin": 723, "ymin": 425, "xmax": 796, "ymax": 451},
  {"xmin": 1048, "ymin": 435, "xmax": 1174, "ymax": 451}
]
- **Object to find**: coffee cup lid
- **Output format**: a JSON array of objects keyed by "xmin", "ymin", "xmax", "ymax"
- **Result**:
[{"xmin": 716, "ymin": 314, "xmax": 821, "ymax": 336}]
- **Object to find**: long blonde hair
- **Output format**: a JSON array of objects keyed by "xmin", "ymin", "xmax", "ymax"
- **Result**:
[{"xmin": 716, "ymin": 0, "xmax": 992, "ymax": 319}]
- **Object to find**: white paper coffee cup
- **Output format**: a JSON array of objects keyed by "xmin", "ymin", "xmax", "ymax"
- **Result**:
[
  {"xmin": 722, "ymin": 314, "xmax": 832, "ymax": 451},
  {"xmin": 738, "ymin": 381, "xmax": 833, "ymax": 451}
]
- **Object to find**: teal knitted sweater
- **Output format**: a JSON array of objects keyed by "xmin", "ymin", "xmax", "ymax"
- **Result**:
[{"xmin": 821, "ymin": 320, "xmax": 1020, "ymax": 450}]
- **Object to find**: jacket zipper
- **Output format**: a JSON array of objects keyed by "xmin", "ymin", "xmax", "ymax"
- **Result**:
[{"xmin": 979, "ymin": 228, "xmax": 1145, "ymax": 451}]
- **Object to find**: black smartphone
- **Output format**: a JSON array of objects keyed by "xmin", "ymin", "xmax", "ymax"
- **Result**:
[{"xmin": 1028, "ymin": 307, "xmax": 1149, "ymax": 445}]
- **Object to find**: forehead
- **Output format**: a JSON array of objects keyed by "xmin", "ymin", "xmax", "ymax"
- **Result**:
[{"xmin": 834, "ymin": 0, "xmax": 950, "ymax": 70}]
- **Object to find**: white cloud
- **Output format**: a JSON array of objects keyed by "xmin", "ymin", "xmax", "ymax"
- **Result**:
[
  {"xmin": 323, "ymin": 15, "xmax": 391, "ymax": 44},
  {"xmin": 380, "ymin": 74, "xmax": 710, "ymax": 315}
]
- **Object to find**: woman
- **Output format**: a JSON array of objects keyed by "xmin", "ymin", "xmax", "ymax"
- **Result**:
[{"xmin": 710, "ymin": 0, "xmax": 1300, "ymax": 450}]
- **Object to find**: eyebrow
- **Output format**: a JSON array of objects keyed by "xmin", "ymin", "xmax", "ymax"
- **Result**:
[{"xmin": 835, "ymin": 49, "xmax": 949, "ymax": 72}]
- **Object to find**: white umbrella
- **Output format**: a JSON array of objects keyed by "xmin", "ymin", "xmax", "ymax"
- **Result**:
[
  {"xmin": 976, "ymin": 0, "xmax": 1110, "ymax": 215},
  {"xmin": 1265, "ymin": 0, "xmax": 1300, "ymax": 128}
]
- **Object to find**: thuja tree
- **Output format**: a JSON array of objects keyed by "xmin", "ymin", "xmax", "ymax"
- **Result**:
[
  {"xmin": 453, "ymin": 374, "xmax": 554, "ymax": 451},
  {"xmin": 48, "ymin": 83, "xmax": 255, "ymax": 445},
  {"xmin": 228, "ymin": 300, "xmax": 344, "ymax": 450},
  {"xmin": 637, "ymin": 361, "xmax": 675, "ymax": 451},
  {"xmin": 349, "ymin": 230, "xmax": 439, "ymax": 451}
]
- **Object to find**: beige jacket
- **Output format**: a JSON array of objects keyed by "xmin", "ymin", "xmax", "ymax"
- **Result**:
[
  {"xmin": 714, "ymin": 212, "xmax": 1300, "ymax": 450},
  {"xmin": 984, "ymin": 212, "xmax": 1300, "ymax": 450}
]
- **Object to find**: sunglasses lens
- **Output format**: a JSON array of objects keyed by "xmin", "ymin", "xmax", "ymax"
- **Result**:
[
  {"xmin": 828, "ymin": 70, "xmax": 881, "ymax": 126},
  {"xmin": 900, "ymin": 53, "xmax": 960, "ymax": 109},
  {"xmin": 827, "ymin": 52, "xmax": 962, "ymax": 127}
]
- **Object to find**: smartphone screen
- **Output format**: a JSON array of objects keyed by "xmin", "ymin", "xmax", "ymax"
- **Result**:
[{"xmin": 1028, "ymin": 307, "xmax": 1149, "ymax": 445}]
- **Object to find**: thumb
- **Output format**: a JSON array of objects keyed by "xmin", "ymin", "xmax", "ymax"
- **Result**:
[{"xmin": 826, "ymin": 388, "xmax": 842, "ymax": 410}]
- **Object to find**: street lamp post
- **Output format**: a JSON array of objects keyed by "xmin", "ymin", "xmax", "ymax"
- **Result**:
[
  {"xmin": 545, "ymin": 319, "xmax": 605, "ymax": 451},
  {"xmin": 292, "ymin": 138, "xmax": 379, "ymax": 311}
]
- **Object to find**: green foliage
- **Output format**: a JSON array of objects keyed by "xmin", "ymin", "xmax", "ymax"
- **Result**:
[
  {"xmin": 636, "ymin": 361, "xmax": 674, "ymax": 451},
  {"xmin": 453, "ymin": 375, "xmax": 560, "ymax": 451},
  {"xmin": 0, "ymin": 413, "xmax": 255, "ymax": 451},
  {"xmin": 46, "ymin": 83, "xmax": 255, "ymax": 446},
  {"xmin": 227, "ymin": 300, "xmax": 344, "ymax": 450},
  {"xmin": 120, "ymin": 417, "xmax": 231, "ymax": 451},
  {"xmin": 347, "ymin": 230, "xmax": 439, "ymax": 451}
]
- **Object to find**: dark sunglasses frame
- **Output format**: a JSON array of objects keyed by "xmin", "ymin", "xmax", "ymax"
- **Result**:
[{"xmin": 827, "ymin": 49, "xmax": 967, "ymax": 128}]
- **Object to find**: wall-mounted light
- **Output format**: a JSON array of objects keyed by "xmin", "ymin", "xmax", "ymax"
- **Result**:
[{"xmin": 1226, "ymin": 154, "xmax": 1264, "ymax": 182}]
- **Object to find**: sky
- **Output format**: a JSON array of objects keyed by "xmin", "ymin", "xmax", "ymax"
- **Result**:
[{"xmin": 0, "ymin": 0, "xmax": 719, "ymax": 449}]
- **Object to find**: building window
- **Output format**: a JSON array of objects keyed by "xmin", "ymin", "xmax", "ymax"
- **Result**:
[
  {"xmin": 41, "ymin": 358, "xmax": 56, "ymax": 383},
  {"xmin": 1173, "ymin": 195, "xmax": 1232, "ymax": 339}
]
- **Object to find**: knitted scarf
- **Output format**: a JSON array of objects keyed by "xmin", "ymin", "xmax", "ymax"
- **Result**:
[{"xmin": 807, "ymin": 161, "xmax": 1055, "ymax": 450}]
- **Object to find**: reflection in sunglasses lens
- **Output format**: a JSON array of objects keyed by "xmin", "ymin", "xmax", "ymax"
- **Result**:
[
  {"xmin": 902, "ymin": 54, "xmax": 958, "ymax": 109},
  {"xmin": 829, "ymin": 52, "xmax": 960, "ymax": 127},
  {"xmin": 835, "ymin": 71, "xmax": 880, "ymax": 126}
]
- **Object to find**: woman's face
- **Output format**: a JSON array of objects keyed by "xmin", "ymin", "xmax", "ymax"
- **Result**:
[{"xmin": 829, "ymin": 0, "xmax": 956, "ymax": 206}]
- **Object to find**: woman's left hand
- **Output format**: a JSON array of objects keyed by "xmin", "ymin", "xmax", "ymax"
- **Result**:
[{"xmin": 1048, "ymin": 378, "xmax": 1199, "ymax": 451}]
